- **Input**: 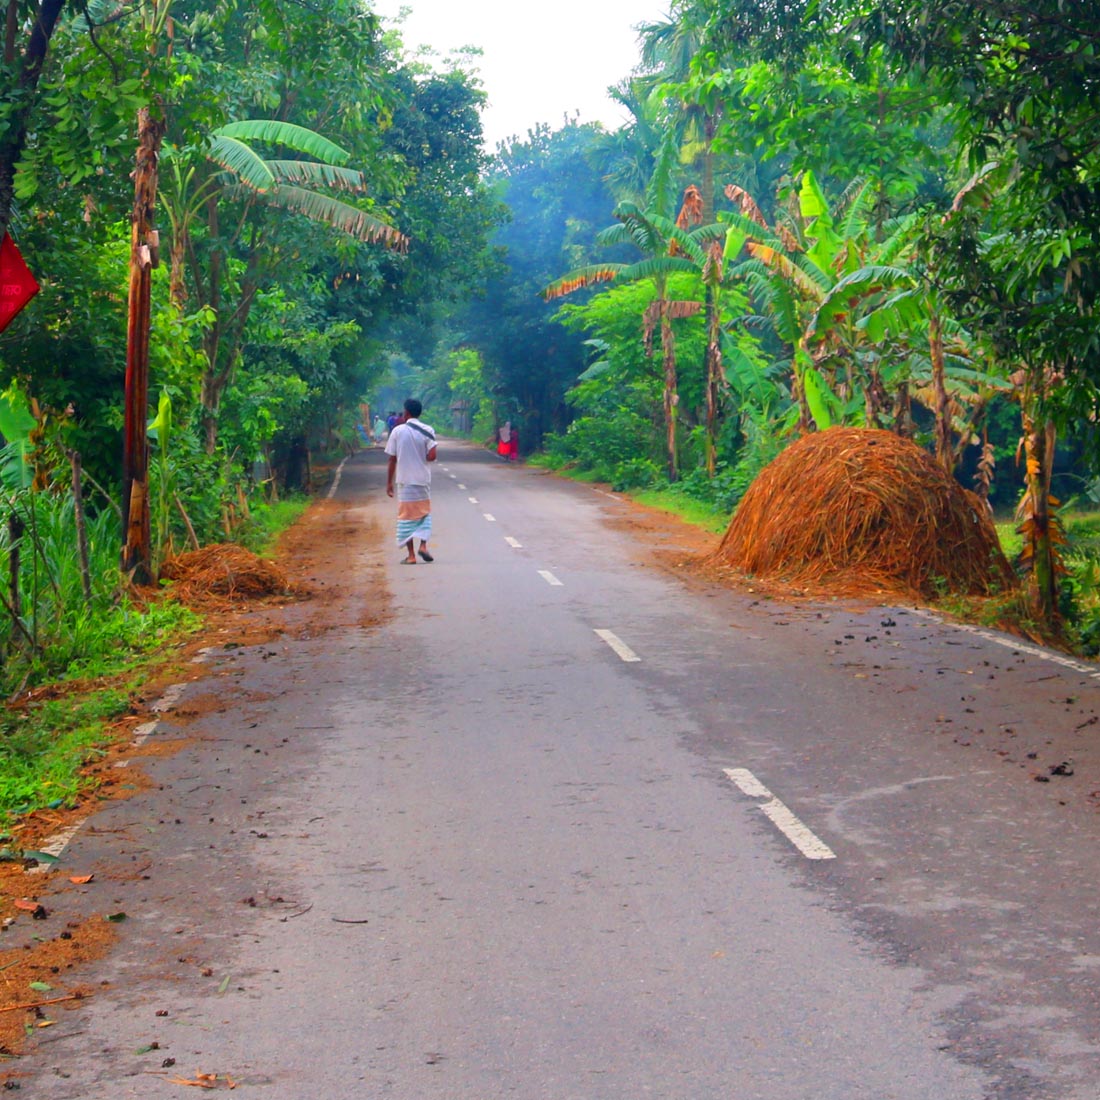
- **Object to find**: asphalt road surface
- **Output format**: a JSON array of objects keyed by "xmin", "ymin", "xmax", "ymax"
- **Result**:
[{"xmin": 14, "ymin": 441, "xmax": 1100, "ymax": 1098}]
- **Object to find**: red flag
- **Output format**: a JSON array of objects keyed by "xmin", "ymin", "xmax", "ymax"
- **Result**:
[{"xmin": 0, "ymin": 233, "xmax": 40, "ymax": 334}]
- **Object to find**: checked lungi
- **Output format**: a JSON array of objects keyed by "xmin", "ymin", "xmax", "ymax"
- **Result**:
[{"xmin": 395, "ymin": 483, "xmax": 432, "ymax": 545}]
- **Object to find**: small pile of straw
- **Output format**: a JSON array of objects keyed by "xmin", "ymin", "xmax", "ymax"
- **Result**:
[
  {"xmin": 160, "ymin": 544, "xmax": 290, "ymax": 602},
  {"xmin": 714, "ymin": 428, "xmax": 1015, "ymax": 598}
]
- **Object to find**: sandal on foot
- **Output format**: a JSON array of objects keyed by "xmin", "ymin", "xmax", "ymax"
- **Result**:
[
  {"xmin": 418, "ymin": 548, "xmax": 434, "ymax": 562},
  {"xmin": 400, "ymin": 558, "xmax": 416, "ymax": 565}
]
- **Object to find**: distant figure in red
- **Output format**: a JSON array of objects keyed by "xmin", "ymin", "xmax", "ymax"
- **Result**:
[
  {"xmin": 507, "ymin": 425, "xmax": 519, "ymax": 462},
  {"xmin": 497, "ymin": 421, "xmax": 512, "ymax": 460}
]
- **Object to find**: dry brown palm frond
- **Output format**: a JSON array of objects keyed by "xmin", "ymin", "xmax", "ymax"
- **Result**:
[
  {"xmin": 676, "ymin": 184, "xmax": 704, "ymax": 230},
  {"xmin": 724, "ymin": 183, "xmax": 767, "ymax": 228}
]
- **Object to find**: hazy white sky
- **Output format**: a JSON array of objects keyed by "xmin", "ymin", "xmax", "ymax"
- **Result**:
[{"xmin": 371, "ymin": 1, "xmax": 671, "ymax": 150}]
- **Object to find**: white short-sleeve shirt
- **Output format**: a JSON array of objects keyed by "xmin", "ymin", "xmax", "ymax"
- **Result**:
[{"xmin": 385, "ymin": 418, "xmax": 436, "ymax": 485}]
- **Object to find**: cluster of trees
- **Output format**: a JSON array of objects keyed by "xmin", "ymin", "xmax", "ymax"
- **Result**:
[
  {"xmin": 423, "ymin": 0, "xmax": 1100, "ymax": 629},
  {"xmin": 4, "ymin": 0, "xmax": 1100, "ymax": 634},
  {"xmin": 0, "ymin": 0, "xmax": 503, "ymax": 571}
]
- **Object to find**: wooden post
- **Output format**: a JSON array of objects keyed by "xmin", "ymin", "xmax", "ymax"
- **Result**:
[{"xmin": 121, "ymin": 105, "xmax": 165, "ymax": 584}]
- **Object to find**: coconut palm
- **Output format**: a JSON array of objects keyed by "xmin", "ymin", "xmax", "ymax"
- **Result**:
[{"xmin": 161, "ymin": 119, "xmax": 407, "ymax": 452}]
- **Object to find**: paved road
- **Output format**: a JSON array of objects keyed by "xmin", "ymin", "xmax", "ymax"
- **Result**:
[{"xmin": 15, "ymin": 442, "xmax": 1100, "ymax": 1098}]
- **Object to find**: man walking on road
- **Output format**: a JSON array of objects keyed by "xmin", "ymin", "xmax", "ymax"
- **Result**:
[{"xmin": 385, "ymin": 398, "xmax": 437, "ymax": 564}]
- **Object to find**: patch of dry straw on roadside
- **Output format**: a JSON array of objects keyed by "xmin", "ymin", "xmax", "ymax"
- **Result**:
[
  {"xmin": 712, "ymin": 427, "xmax": 1016, "ymax": 600},
  {"xmin": 159, "ymin": 544, "xmax": 293, "ymax": 606}
]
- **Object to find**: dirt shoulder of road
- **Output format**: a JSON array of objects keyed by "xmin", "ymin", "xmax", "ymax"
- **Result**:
[{"xmin": 0, "ymin": 488, "xmax": 391, "ymax": 1064}]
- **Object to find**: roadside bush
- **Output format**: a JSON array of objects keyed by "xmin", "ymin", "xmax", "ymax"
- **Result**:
[
  {"xmin": 0, "ymin": 491, "xmax": 199, "ymax": 690},
  {"xmin": 543, "ymin": 409, "xmax": 661, "ymax": 481},
  {"xmin": 610, "ymin": 458, "xmax": 661, "ymax": 492}
]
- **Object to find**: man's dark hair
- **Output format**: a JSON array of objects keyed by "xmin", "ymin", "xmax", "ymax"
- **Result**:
[{"xmin": 404, "ymin": 398, "xmax": 422, "ymax": 418}]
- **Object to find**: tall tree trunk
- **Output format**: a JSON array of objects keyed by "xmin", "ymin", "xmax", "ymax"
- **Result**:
[
  {"xmin": 661, "ymin": 302, "xmax": 679, "ymax": 482},
  {"xmin": 929, "ymin": 310, "xmax": 953, "ymax": 472},
  {"xmin": 121, "ymin": 106, "xmax": 165, "ymax": 584},
  {"xmin": 1019, "ymin": 406, "xmax": 1058, "ymax": 626}
]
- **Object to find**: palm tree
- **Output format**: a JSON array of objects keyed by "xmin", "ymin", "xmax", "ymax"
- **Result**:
[
  {"xmin": 544, "ymin": 191, "xmax": 723, "ymax": 480},
  {"xmin": 161, "ymin": 119, "xmax": 407, "ymax": 452}
]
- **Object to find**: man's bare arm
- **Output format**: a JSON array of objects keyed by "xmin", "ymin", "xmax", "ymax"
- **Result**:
[{"xmin": 386, "ymin": 454, "xmax": 398, "ymax": 496}]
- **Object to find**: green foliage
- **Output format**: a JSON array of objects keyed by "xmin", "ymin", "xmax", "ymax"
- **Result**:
[
  {"xmin": 543, "ymin": 408, "xmax": 663, "ymax": 487},
  {"xmin": 233, "ymin": 496, "xmax": 312, "ymax": 554},
  {"xmin": 0, "ymin": 690, "xmax": 129, "ymax": 818}
]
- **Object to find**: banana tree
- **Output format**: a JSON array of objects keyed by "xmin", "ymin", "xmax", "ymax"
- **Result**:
[
  {"xmin": 724, "ymin": 173, "xmax": 931, "ymax": 432},
  {"xmin": 161, "ymin": 119, "xmax": 407, "ymax": 453},
  {"xmin": 543, "ymin": 194, "xmax": 723, "ymax": 480}
]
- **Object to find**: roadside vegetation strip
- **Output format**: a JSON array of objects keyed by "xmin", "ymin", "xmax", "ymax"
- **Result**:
[
  {"xmin": 0, "ymin": 496, "xmax": 304, "ymax": 834},
  {"xmin": 723, "ymin": 767, "xmax": 836, "ymax": 861},
  {"xmin": 594, "ymin": 629, "xmax": 641, "ymax": 662}
]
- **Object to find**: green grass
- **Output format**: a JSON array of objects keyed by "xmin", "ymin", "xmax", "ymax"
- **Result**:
[
  {"xmin": 629, "ymin": 486, "xmax": 730, "ymax": 534},
  {"xmin": 0, "ymin": 490, "xmax": 312, "ymax": 826},
  {"xmin": 236, "ymin": 496, "xmax": 312, "ymax": 554},
  {"xmin": 0, "ymin": 690, "xmax": 132, "ymax": 819}
]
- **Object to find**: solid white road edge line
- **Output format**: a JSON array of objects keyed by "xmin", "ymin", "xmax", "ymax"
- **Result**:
[
  {"xmin": 723, "ymin": 766, "xmax": 836, "ymax": 861},
  {"xmin": 538, "ymin": 570, "xmax": 563, "ymax": 587},
  {"xmin": 909, "ymin": 606, "xmax": 1100, "ymax": 681},
  {"xmin": 594, "ymin": 629, "xmax": 640, "ymax": 662},
  {"xmin": 325, "ymin": 454, "xmax": 352, "ymax": 499},
  {"xmin": 34, "ymin": 681, "xmax": 192, "ymax": 868},
  {"xmin": 505, "ymin": 537, "xmax": 523, "ymax": 548}
]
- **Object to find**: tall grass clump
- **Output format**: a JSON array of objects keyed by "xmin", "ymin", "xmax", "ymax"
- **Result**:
[{"xmin": 0, "ymin": 488, "xmax": 199, "ymax": 692}]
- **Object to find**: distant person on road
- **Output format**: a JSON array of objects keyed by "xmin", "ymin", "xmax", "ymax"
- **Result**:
[
  {"xmin": 373, "ymin": 414, "xmax": 387, "ymax": 445},
  {"xmin": 497, "ymin": 421, "xmax": 512, "ymax": 460},
  {"xmin": 507, "ymin": 424, "xmax": 520, "ymax": 462},
  {"xmin": 385, "ymin": 399, "xmax": 437, "ymax": 564}
]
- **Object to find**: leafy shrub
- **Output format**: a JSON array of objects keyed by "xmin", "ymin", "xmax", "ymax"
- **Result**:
[
  {"xmin": 610, "ymin": 458, "xmax": 661, "ymax": 492},
  {"xmin": 543, "ymin": 409, "xmax": 661, "ymax": 481}
]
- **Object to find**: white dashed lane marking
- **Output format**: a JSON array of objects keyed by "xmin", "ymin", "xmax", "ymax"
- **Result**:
[
  {"xmin": 468, "ymin": 497, "xmax": 479, "ymax": 504},
  {"xmin": 458, "ymin": 483, "xmax": 467, "ymax": 490},
  {"xmin": 538, "ymin": 570, "xmax": 563, "ymax": 587},
  {"xmin": 484, "ymin": 514, "xmax": 496, "ymax": 522},
  {"xmin": 505, "ymin": 537, "xmax": 522, "ymax": 548},
  {"xmin": 724, "ymin": 768, "xmax": 836, "ymax": 860},
  {"xmin": 594, "ymin": 629, "xmax": 640, "ymax": 663}
]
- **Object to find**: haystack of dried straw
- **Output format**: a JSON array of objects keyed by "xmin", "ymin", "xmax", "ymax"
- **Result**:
[
  {"xmin": 713, "ymin": 428, "xmax": 1015, "ymax": 598},
  {"xmin": 160, "ymin": 544, "xmax": 290, "ymax": 603}
]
